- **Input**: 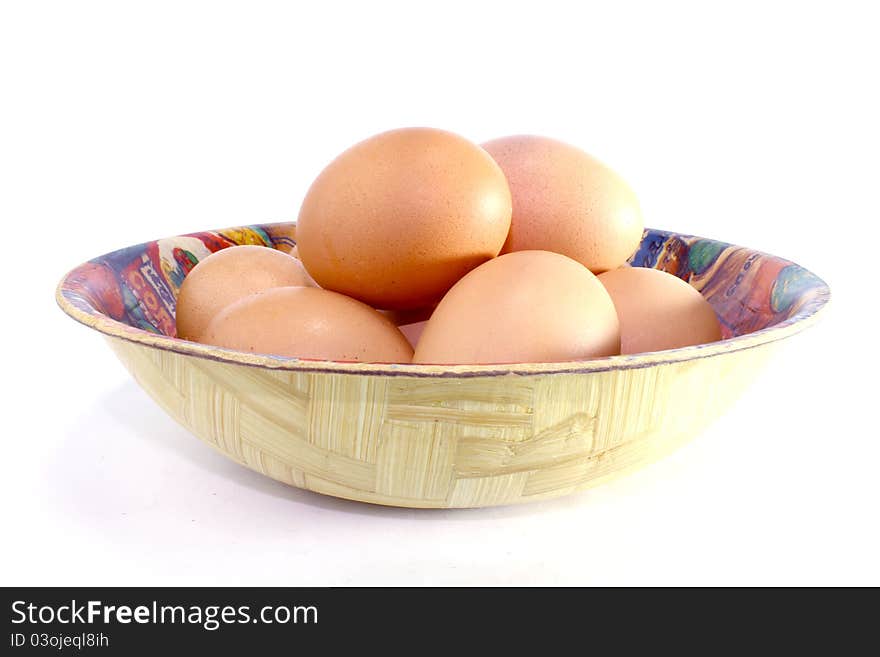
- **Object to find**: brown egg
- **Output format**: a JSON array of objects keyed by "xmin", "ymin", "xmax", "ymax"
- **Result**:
[
  {"xmin": 598, "ymin": 267, "xmax": 722, "ymax": 354},
  {"xmin": 204, "ymin": 286, "xmax": 413, "ymax": 363},
  {"xmin": 176, "ymin": 245, "xmax": 313, "ymax": 342},
  {"xmin": 481, "ymin": 135, "xmax": 643, "ymax": 273},
  {"xmin": 414, "ymin": 251, "xmax": 620, "ymax": 365},
  {"xmin": 297, "ymin": 127, "xmax": 512, "ymax": 309}
]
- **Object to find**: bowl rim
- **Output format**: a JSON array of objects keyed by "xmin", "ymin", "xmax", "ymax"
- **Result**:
[{"xmin": 56, "ymin": 224, "xmax": 831, "ymax": 378}]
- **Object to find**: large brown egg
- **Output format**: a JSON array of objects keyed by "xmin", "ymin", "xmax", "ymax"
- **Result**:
[
  {"xmin": 296, "ymin": 127, "xmax": 513, "ymax": 309},
  {"xmin": 481, "ymin": 135, "xmax": 643, "ymax": 273},
  {"xmin": 413, "ymin": 250, "xmax": 620, "ymax": 365},
  {"xmin": 176, "ymin": 245, "xmax": 313, "ymax": 342},
  {"xmin": 598, "ymin": 267, "xmax": 722, "ymax": 354},
  {"xmin": 204, "ymin": 286, "xmax": 413, "ymax": 363}
]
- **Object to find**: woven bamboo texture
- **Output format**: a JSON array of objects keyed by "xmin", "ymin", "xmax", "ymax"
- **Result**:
[{"xmin": 108, "ymin": 336, "xmax": 774, "ymax": 508}]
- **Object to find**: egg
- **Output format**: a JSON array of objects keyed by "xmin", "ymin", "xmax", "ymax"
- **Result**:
[
  {"xmin": 597, "ymin": 267, "xmax": 722, "ymax": 354},
  {"xmin": 176, "ymin": 245, "xmax": 313, "ymax": 342},
  {"xmin": 297, "ymin": 127, "xmax": 512, "ymax": 309},
  {"xmin": 481, "ymin": 135, "xmax": 643, "ymax": 273},
  {"xmin": 414, "ymin": 250, "xmax": 620, "ymax": 365},
  {"xmin": 203, "ymin": 286, "xmax": 413, "ymax": 363}
]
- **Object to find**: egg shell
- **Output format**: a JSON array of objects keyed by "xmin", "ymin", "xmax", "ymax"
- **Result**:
[
  {"xmin": 297, "ymin": 127, "xmax": 513, "ymax": 309},
  {"xmin": 597, "ymin": 267, "xmax": 722, "ymax": 354},
  {"xmin": 204, "ymin": 286, "xmax": 413, "ymax": 363},
  {"xmin": 413, "ymin": 250, "xmax": 620, "ymax": 365},
  {"xmin": 175, "ymin": 245, "xmax": 314, "ymax": 342},
  {"xmin": 482, "ymin": 135, "xmax": 643, "ymax": 273}
]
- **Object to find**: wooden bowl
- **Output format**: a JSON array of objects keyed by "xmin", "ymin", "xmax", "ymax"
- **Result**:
[{"xmin": 57, "ymin": 223, "xmax": 829, "ymax": 508}]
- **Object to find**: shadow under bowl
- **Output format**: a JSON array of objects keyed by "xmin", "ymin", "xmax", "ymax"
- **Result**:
[{"xmin": 57, "ymin": 222, "xmax": 829, "ymax": 508}]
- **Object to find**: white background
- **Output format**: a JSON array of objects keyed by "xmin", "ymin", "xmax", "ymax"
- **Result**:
[{"xmin": 1, "ymin": 1, "xmax": 877, "ymax": 585}]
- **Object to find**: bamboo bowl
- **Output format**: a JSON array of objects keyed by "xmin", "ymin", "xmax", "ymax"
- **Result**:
[{"xmin": 57, "ymin": 223, "xmax": 829, "ymax": 508}]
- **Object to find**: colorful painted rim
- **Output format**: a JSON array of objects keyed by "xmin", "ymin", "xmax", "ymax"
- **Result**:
[{"xmin": 56, "ymin": 222, "xmax": 830, "ymax": 378}]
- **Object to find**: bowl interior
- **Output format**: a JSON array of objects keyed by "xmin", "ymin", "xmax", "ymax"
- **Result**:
[{"xmin": 58, "ymin": 222, "xmax": 828, "ymax": 353}]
